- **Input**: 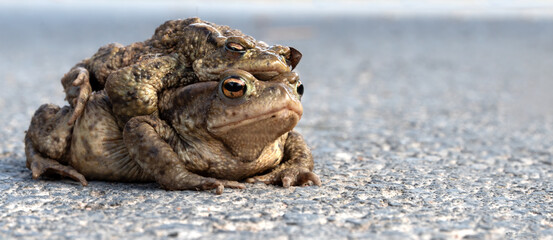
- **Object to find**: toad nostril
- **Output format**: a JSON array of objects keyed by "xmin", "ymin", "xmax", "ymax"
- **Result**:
[
  {"xmin": 288, "ymin": 47, "xmax": 302, "ymax": 70},
  {"xmin": 288, "ymin": 75, "xmax": 298, "ymax": 84},
  {"xmin": 297, "ymin": 83, "xmax": 304, "ymax": 96}
]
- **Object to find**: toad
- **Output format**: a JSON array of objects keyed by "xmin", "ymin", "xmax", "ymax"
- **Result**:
[
  {"xmin": 25, "ymin": 70, "xmax": 320, "ymax": 194},
  {"xmin": 62, "ymin": 17, "xmax": 302, "ymax": 125}
]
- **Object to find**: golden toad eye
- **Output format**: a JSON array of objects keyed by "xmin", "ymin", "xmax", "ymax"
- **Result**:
[
  {"xmin": 225, "ymin": 42, "xmax": 245, "ymax": 52},
  {"xmin": 222, "ymin": 77, "xmax": 247, "ymax": 98}
]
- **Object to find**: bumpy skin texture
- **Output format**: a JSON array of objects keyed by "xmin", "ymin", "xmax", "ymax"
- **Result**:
[
  {"xmin": 61, "ymin": 17, "xmax": 302, "ymax": 125},
  {"xmin": 25, "ymin": 71, "xmax": 320, "ymax": 194}
]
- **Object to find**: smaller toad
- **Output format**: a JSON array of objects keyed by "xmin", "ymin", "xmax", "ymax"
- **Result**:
[
  {"xmin": 25, "ymin": 70, "xmax": 320, "ymax": 194},
  {"xmin": 61, "ymin": 18, "xmax": 301, "ymax": 126}
]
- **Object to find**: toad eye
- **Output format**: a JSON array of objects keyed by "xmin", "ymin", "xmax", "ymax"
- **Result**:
[
  {"xmin": 225, "ymin": 42, "xmax": 245, "ymax": 52},
  {"xmin": 222, "ymin": 76, "xmax": 247, "ymax": 98}
]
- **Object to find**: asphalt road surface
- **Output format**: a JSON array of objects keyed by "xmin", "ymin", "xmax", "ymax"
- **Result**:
[{"xmin": 1, "ymin": 3, "xmax": 552, "ymax": 240}]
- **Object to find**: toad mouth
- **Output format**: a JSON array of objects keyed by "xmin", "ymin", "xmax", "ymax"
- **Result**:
[
  {"xmin": 209, "ymin": 105, "xmax": 302, "ymax": 132},
  {"xmin": 205, "ymin": 69, "xmax": 283, "ymax": 81},
  {"xmin": 250, "ymin": 71, "xmax": 280, "ymax": 81}
]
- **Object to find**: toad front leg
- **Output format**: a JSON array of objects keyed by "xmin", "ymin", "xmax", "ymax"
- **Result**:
[
  {"xmin": 123, "ymin": 116, "xmax": 245, "ymax": 194},
  {"xmin": 246, "ymin": 131, "xmax": 321, "ymax": 187},
  {"xmin": 106, "ymin": 55, "xmax": 198, "ymax": 124}
]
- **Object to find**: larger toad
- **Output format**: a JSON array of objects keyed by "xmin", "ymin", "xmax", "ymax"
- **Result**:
[
  {"xmin": 25, "ymin": 70, "xmax": 320, "ymax": 194},
  {"xmin": 62, "ymin": 17, "xmax": 302, "ymax": 125}
]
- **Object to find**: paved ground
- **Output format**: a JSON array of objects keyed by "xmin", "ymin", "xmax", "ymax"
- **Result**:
[{"xmin": 1, "ymin": 3, "xmax": 553, "ymax": 240}]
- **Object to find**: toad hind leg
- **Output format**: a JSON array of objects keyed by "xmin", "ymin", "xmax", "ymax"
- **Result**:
[
  {"xmin": 61, "ymin": 65, "xmax": 91, "ymax": 126},
  {"xmin": 24, "ymin": 104, "xmax": 88, "ymax": 186},
  {"xmin": 25, "ymin": 136, "xmax": 88, "ymax": 185}
]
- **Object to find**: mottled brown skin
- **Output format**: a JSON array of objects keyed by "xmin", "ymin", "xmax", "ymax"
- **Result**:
[
  {"xmin": 61, "ymin": 17, "xmax": 302, "ymax": 125},
  {"xmin": 25, "ymin": 70, "xmax": 320, "ymax": 194}
]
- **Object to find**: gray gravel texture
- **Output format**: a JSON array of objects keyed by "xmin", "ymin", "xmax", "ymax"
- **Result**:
[{"xmin": 1, "ymin": 4, "xmax": 553, "ymax": 240}]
